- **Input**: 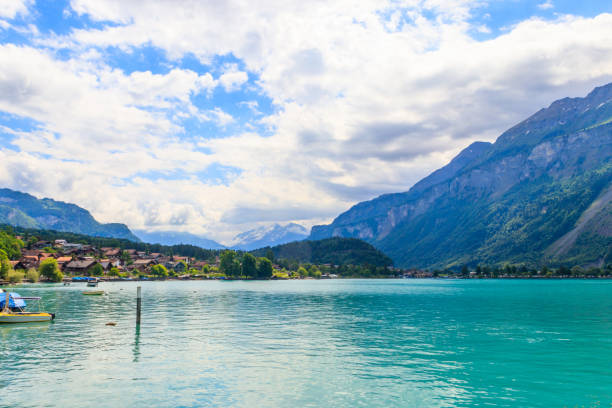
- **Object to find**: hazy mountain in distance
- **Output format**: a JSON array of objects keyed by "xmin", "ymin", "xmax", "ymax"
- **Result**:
[
  {"xmin": 134, "ymin": 229, "xmax": 225, "ymax": 249},
  {"xmin": 232, "ymin": 223, "xmax": 309, "ymax": 250}
]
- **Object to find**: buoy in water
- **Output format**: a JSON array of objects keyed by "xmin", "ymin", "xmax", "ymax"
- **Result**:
[{"xmin": 106, "ymin": 322, "xmax": 117, "ymax": 326}]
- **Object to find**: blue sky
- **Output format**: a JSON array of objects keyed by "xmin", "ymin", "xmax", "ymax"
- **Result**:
[{"xmin": 0, "ymin": 0, "xmax": 611, "ymax": 243}]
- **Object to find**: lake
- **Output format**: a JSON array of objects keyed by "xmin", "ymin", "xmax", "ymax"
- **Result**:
[{"xmin": 1, "ymin": 279, "xmax": 612, "ymax": 407}]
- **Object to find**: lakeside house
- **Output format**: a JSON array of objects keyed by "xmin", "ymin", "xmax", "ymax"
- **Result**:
[
  {"xmin": 56, "ymin": 256, "xmax": 73, "ymax": 270},
  {"xmin": 192, "ymin": 260, "xmax": 209, "ymax": 269},
  {"xmin": 132, "ymin": 259, "xmax": 157, "ymax": 272},
  {"xmin": 103, "ymin": 248, "xmax": 120, "ymax": 257},
  {"xmin": 64, "ymin": 260, "xmax": 98, "ymax": 275}
]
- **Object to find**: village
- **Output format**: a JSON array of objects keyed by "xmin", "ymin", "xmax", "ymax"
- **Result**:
[{"xmin": 6, "ymin": 236, "xmax": 220, "ymax": 282}]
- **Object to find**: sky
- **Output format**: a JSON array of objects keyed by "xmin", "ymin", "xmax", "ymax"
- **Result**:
[{"xmin": 0, "ymin": 0, "xmax": 611, "ymax": 245}]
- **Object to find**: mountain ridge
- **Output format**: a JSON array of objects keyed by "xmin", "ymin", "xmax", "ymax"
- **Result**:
[
  {"xmin": 0, "ymin": 188, "xmax": 141, "ymax": 242},
  {"xmin": 310, "ymin": 83, "xmax": 612, "ymax": 269}
]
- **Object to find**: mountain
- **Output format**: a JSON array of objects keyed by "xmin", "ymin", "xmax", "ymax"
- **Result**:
[
  {"xmin": 251, "ymin": 237, "xmax": 393, "ymax": 267},
  {"xmin": 232, "ymin": 223, "xmax": 309, "ymax": 250},
  {"xmin": 310, "ymin": 83, "xmax": 612, "ymax": 269},
  {"xmin": 0, "ymin": 188, "xmax": 141, "ymax": 242},
  {"xmin": 134, "ymin": 229, "xmax": 225, "ymax": 249}
]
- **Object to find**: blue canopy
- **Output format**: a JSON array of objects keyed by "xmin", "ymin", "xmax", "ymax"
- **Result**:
[
  {"xmin": 72, "ymin": 277, "xmax": 97, "ymax": 282},
  {"xmin": 0, "ymin": 292, "xmax": 27, "ymax": 309}
]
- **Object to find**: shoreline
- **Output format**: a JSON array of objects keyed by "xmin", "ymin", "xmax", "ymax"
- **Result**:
[{"xmin": 4, "ymin": 275, "xmax": 612, "ymax": 286}]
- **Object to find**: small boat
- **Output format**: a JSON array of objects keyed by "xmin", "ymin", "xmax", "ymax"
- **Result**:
[
  {"xmin": 0, "ymin": 290, "xmax": 55, "ymax": 323},
  {"xmin": 0, "ymin": 311, "xmax": 55, "ymax": 323},
  {"xmin": 82, "ymin": 290, "xmax": 105, "ymax": 296},
  {"xmin": 86, "ymin": 278, "xmax": 99, "ymax": 287}
]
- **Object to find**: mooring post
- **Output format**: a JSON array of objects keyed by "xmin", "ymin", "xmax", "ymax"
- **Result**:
[
  {"xmin": 3, "ymin": 291, "xmax": 9, "ymax": 312},
  {"xmin": 136, "ymin": 286, "xmax": 142, "ymax": 325}
]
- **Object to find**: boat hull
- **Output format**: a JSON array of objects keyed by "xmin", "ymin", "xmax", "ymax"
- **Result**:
[
  {"xmin": 0, "ymin": 312, "xmax": 54, "ymax": 323},
  {"xmin": 82, "ymin": 291, "xmax": 105, "ymax": 296}
]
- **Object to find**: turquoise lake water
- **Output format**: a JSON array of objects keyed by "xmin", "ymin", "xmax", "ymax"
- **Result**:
[{"xmin": 1, "ymin": 279, "xmax": 612, "ymax": 407}]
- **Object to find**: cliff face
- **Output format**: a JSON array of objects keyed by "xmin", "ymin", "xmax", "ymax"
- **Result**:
[
  {"xmin": 310, "ymin": 84, "xmax": 612, "ymax": 268},
  {"xmin": 0, "ymin": 188, "xmax": 141, "ymax": 242}
]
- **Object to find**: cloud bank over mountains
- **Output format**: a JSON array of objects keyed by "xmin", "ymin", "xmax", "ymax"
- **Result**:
[{"xmin": 0, "ymin": 0, "xmax": 611, "ymax": 242}]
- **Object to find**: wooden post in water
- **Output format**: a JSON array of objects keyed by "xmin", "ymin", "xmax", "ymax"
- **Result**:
[
  {"xmin": 136, "ymin": 286, "xmax": 142, "ymax": 325},
  {"xmin": 3, "ymin": 291, "xmax": 9, "ymax": 312}
]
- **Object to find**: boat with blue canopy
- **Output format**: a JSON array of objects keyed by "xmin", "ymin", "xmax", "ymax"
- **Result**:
[
  {"xmin": 0, "ymin": 289, "xmax": 55, "ymax": 323},
  {"xmin": 0, "ymin": 291, "xmax": 27, "ymax": 311}
]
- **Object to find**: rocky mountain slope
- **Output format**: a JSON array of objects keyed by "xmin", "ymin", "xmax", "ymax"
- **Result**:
[
  {"xmin": 311, "ymin": 83, "xmax": 612, "ymax": 269},
  {"xmin": 0, "ymin": 188, "xmax": 141, "ymax": 242}
]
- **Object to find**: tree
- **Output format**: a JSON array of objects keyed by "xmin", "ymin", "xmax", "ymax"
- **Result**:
[
  {"xmin": 120, "ymin": 250, "xmax": 131, "ymax": 265},
  {"xmin": 0, "ymin": 249, "xmax": 11, "ymax": 280},
  {"xmin": 0, "ymin": 231, "xmax": 23, "ymax": 259},
  {"xmin": 220, "ymin": 250, "xmax": 240, "ymax": 277},
  {"xmin": 241, "ymin": 253, "xmax": 257, "ymax": 278},
  {"xmin": 257, "ymin": 257, "xmax": 273, "ymax": 278},
  {"xmin": 108, "ymin": 267, "xmax": 120, "ymax": 277},
  {"xmin": 308, "ymin": 264, "xmax": 320, "ymax": 277},
  {"xmin": 571, "ymin": 265, "xmax": 584, "ymax": 276},
  {"xmin": 26, "ymin": 268, "xmax": 39, "ymax": 282},
  {"xmin": 39, "ymin": 258, "xmax": 63, "ymax": 282},
  {"xmin": 588, "ymin": 267, "xmax": 602, "ymax": 276},
  {"xmin": 8, "ymin": 270, "xmax": 24, "ymax": 284},
  {"xmin": 297, "ymin": 266, "xmax": 308, "ymax": 278},
  {"xmin": 151, "ymin": 264, "xmax": 169, "ymax": 278},
  {"xmin": 26, "ymin": 236, "xmax": 38, "ymax": 249},
  {"xmin": 265, "ymin": 249, "xmax": 275, "ymax": 263},
  {"xmin": 89, "ymin": 263, "xmax": 104, "ymax": 276}
]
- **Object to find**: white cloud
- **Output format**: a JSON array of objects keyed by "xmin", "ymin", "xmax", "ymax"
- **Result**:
[
  {"xmin": 0, "ymin": 0, "xmax": 32, "ymax": 19},
  {"xmin": 538, "ymin": 1, "xmax": 554, "ymax": 11},
  {"xmin": 239, "ymin": 101, "xmax": 261, "ymax": 115},
  {"xmin": 208, "ymin": 108, "xmax": 234, "ymax": 127},
  {"xmin": 1, "ymin": 2, "xmax": 612, "ymax": 242},
  {"xmin": 219, "ymin": 64, "xmax": 248, "ymax": 92}
]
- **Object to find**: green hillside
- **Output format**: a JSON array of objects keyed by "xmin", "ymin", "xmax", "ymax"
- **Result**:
[
  {"xmin": 381, "ymin": 163, "xmax": 612, "ymax": 269},
  {"xmin": 252, "ymin": 237, "xmax": 393, "ymax": 267}
]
